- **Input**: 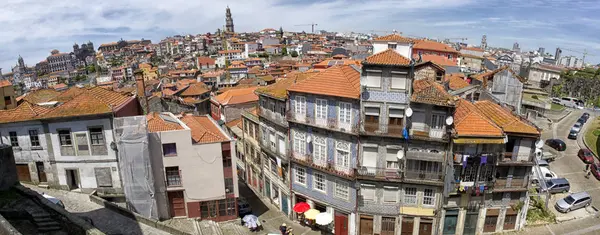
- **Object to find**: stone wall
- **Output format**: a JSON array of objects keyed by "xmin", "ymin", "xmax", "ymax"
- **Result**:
[{"xmin": 0, "ymin": 145, "xmax": 18, "ymax": 191}]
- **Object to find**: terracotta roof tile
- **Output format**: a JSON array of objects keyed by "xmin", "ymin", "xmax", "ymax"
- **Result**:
[
  {"xmin": 454, "ymin": 98, "xmax": 503, "ymax": 137},
  {"xmin": 0, "ymin": 102, "xmax": 51, "ymax": 124},
  {"xmin": 288, "ymin": 65, "xmax": 361, "ymax": 99},
  {"xmin": 255, "ymin": 71, "xmax": 318, "ymax": 99},
  {"xmin": 197, "ymin": 56, "xmax": 216, "ymax": 65},
  {"xmin": 0, "ymin": 80, "xmax": 12, "ymax": 87},
  {"xmin": 225, "ymin": 118, "xmax": 242, "ymax": 128},
  {"xmin": 414, "ymin": 40, "xmax": 458, "ymax": 53},
  {"xmin": 411, "ymin": 79, "xmax": 455, "ymax": 106},
  {"xmin": 180, "ymin": 82, "xmax": 210, "ymax": 97},
  {"xmin": 364, "ymin": 49, "xmax": 411, "ymax": 66},
  {"xmin": 373, "ymin": 34, "xmax": 413, "ymax": 43},
  {"xmin": 416, "ymin": 54, "xmax": 457, "ymax": 67},
  {"xmin": 461, "ymin": 47, "xmax": 484, "ymax": 52},
  {"xmin": 215, "ymin": 87, "xmax": 259, "ymax": 105},
  {"xmin": 473, "ymin": 66, "xmax": 525, "ymax": 83},
  {"xmin": 474, "ymin": 100, "xmax": 540, "ymax": 135},
  {"xmin": 22, "ymin": 89, "xmax": 61, "ymax": 104},
  {"xmin": 445, "ymin": 73, "xmax": 470, "ymax": 90},
  {"xmin": 180, "ymin": 115, "xmax": 229, "ymax": 143},
  {"xmin": 147, "ymin": 112, "xmax": 184, "ymax": 132}
]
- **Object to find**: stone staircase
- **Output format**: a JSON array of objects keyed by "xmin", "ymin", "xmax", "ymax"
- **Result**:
[{"xmin": 31, "ymin": 212, "xmax": 62, "ymax": 234}]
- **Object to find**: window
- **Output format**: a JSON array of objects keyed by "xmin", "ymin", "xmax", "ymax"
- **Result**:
[
  {"xmin": 295, "ymin": 166, "xmax": 306, "ymax": 185},
  {"xmin": 313, "ymin": 172, "xmax": 326, "ymax": 193},
  {"xmin": 9, "ymin": 131, "xmax": 18, "ymax": 147},
  {"xmin": 201, "ymin": 200, "xmax": 217, "ymax": 218},
  {"xmin": 75, "ymin": 133, "xmax": 89, "ymax": 152},
  {"xmin": 431, "ymin": 114, "xmax": 445, "ymax": 129},
  {"xmin": 364, "ymin": 107, "xmax": 380, "ymax": 131},
  {"xmin": 404, "ymin": 187, "xmax": 417, "ymax": 204},
  {"xmin": 313, "ymin": 136, "xmax": 327, "ymax": 164},
  {"xmin": 293, "ymin": 131, "xmax": 306, "ymax": 155},
  {"xmin": 361, "ymin": 184, "xmax": 375, "ymax": 201},
  {"xmin": 165, "ymin": 167, "xmax": 181, "ymax": 186},
  {"xmin": 4, "ymin": 96, "xmax": 11, "ymax": 106},
  {"xmin": 386, "ymin": 149, "xmax": 399, "ymax": 169},
  {"xmin": 315, "ymin": 99, "xmax": 327, "ymax": 119},
  {"xmin": 269, "ymin": 131, "xmax": 276, "ymax": 149},
  {"xmin": 29, "ymin": 130, "xmax": 40, "ymax": 147},
  {"xmin": 278, "ymin": 136, "xmax": 285, "ymax": 154},
  {"xmin": 335, "ymin": 141, "xmax": 350, "ymax": 169},
  {"xmin": 388, "ymin": 44, "xmax": 397, "ymax": 49},
  {"xmin": 162, "ymin": 143, "xmax": 177, "ymax": 156},
  {"xmin": 224, "ymin": 178, "xmax": 234, "ymax": 194},
  {"xmin": 388, "ymin": 108, "xmax": 403, "ymax": 129},
  {"xmin": 334, "ymin": 180, "xmax": 349, "ymax": 200},
  {"xmin": 94, "ymin": 167, "xmax": 113, "ymax": 187},
  {"xmin": 391, "ymin": 72, "xmax": 407, "ymax": 90},
  {"xmin": 448, "ymin": 54, "xmax": 453, "ymax": 60},
  {"xmin": 366, "ymin": 71, "xmax": 381, "ymax": 88},
  {"xmin": 423, "ymin": 188, "xmax": 435, "ymax": 205},
  {"xmin": 58, "ymin": 130, "xmax": 72, "ymax": 146},
  {"xmin": 384, "ymin": 186, "xmax": 398, "ymax": 203},
  {"xmin": 89, "ymin": 127, "xmax": 104, "ymax": 145},
  {"xmin": 338, "ymin": 102, "xmax": 352, "ymax": 123},
  {"xmin": 270, "ymin": 157, "xmax": 277, "ymax": 174},
  {"xmin": 295, "ymin": 96, "xmax": 306, "ymax": 115}
]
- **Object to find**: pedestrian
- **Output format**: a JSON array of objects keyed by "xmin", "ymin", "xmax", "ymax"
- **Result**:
[
  {"xmin": 280, "ymin": 223, "xmax": 287, "ymax": 235},
  {"xmin": 586, "ymin": 164, "xmax": 590, "ymax": 172},
  {"xmin": 587, "ymin": 168, "xmax": 592, "ymax": 179}
]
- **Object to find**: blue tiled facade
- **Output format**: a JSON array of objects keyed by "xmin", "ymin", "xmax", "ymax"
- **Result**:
[{"xmin": 291, "ymin": 165, "xmax": 357, "ymax": 212}]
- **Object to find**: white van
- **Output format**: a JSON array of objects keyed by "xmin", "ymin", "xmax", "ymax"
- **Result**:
[{"xmin": 531, "ymin": 167, "xmax": 557, "ymax": 184}]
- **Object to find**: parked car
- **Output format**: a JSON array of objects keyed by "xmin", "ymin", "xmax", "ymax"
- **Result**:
[
  {"xmin": 42, "ymin": 194, "xmax": 65, "ymax": 208},
  {"xmin": 572, "ymin": 123, "xmax": 582, "ymax": 133},
  {"xmin": 591, "ymin": 163, "xmax": 600, "ymax": 180},
  {"xmin": 539, "ymin": 178, "xmax": 570, "ymax": 194},
  {"xmin": 537, "ymin": 159, "xmax": 550, "ymax": 168},
  {"xmin": 568, "ymin": 131, "xmax": 578, "ymax": 140},
  {"xmin": 531, "ymin": 167, "xmax": 558, "ymax": 184},
  {"xmin": 552, "ymin": 97, "xmax": 562, "ymax": 104},
  {"xmin": 583, "ymin": 112, "xmax": 590, "ymax": 118},
  {"xmin": 540, "ymin": 151, "xmax": 557, "ymax": 162},
  {"xmin": 555, "ymin": 192, "xmax": 592, "ymax": 213},
  {"xmin": 578, "ymin": 149, "xmax": 595, "ymax": 164},
  {"xmin": 578, "ymin": 117, "xmax": 587, "ymax": 124},
  {"xmin": 546, "ymin": 139, "xmax": 566, "ymax": 151},
  {"xmin": 238, "ymin": 197, "xmax": 252, "ymax": 216}
]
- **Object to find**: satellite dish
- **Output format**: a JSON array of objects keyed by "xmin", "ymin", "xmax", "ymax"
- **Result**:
[
  {"xmin": 535, "ymin": 139, "xmax": 544, "ymax": 149},
  {"xmin": 307, "ymin": 135, "xmax": 312, "ymax": 143},
  {"xmin": 445, "ymin": 116, "xmax": 454, "ymax": 126},
  {"xmin": 405, "ymin": 108, "xmax": 413, "ymax": 118},
  {"xmin": 397, "ymin": 150, "xmax": 404, "ymax": 160},
  {"xmin": 534, "ymin": 148, "xmax": 543, "ymax": 159}
]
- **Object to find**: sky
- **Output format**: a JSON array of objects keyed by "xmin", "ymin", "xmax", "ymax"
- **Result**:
[{"xmin": 2, "ymin": 0, "xmax": 600, "ymax": 72}]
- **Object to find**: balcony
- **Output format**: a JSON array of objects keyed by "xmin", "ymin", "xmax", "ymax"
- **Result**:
[
  {"xmin": 498, "ymin": 153, "xmax": 534, "ymax": 166},
  {"xmin": 258, "ymin": 107, "xmax": 287, "ymax": 127},
  {"xmin": 287, "ymin": 111, "xmax": 359, "ymax": 135},
  {"xmin": 290, "ymin": 152, "xmax": 355, "ymax": 179},
  {"xmin": 356, "ymin": 166, "xmax": 402, "ymax": 181},
  {"xmin": 406, "ymin": 150, "xmax": 445, "ymax": 162},
  {"xmin": 364, "ymin": 122, "xmax": 379, "ymax": 133},
  {"xmin": 493, "ymin": 177, "xmax": 528, "ymax": 192},
  {"xmin": 260, "ymin": 140, "xmax": 289, "ymax": 161},
  {"xmin": 404, "ymin": 170, "xmax": 443, "ymax": 185},
  {"xmin": 410, "ymin": 126, "xmax": 447, "ymax": 142}
]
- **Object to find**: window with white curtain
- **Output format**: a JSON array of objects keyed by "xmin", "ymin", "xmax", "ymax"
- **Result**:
[
  {"xmin": 383, "ymin": 186, "xmax": 398, "ymax": 203},
  {"xmin": 361, "ymin": 184, "xmax": 376, "ymax": 201},
  {"xmin": 386, "ymin": 148, "xmax": 399, "ymax": 169},
  {"xmin": 391, "ymin": 72, "xmax": 407, "ymax": 90},
  {"xmin": 362, "ymin": 147, "xmax": 378, "ymax": 168},
  {"xmin": 315, "ymin": 99, "xmax": 328, "ymax": 119},
  {"xmin": 339, "ymin": 102, "xmax": 352, "ymax": 123},
  {"xmin": 295, "ymin": 96, "xmax": 306, "ymax": 115},
  {"xmin": 293, "ymin": 131, "xmax": 306, "ymax": 155},
  {"xmin": 366, "ymin": 71, "xmax": 382, "ymax": 88},
  {"xmin": 278, "ymin": 136, "xmax": 285, "ymax": 154},
  {"xmin": 335, "ymin": 141, "xmax": 350, "ymax": 168},
  {"xmin": 313, "ymin": 136, "xmax": 327, "ymax": 164}
]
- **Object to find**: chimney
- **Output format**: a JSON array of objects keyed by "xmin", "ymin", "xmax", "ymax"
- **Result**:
[{"xmin": 135, "ymin": 70, "xmax": 149, "ymax": 114}]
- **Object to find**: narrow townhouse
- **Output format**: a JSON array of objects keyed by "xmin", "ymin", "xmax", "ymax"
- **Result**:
[
  {"xmin": 240, "ymin": 108, "xmax": 263, "ymax": 195},
  {"xmin": 147, "ymin": 112, "xmax": 239, "ymax": 221},
  {"xmin": 288, "ymin": 65, "xmax": 361, "ymax": 235},
  {"xmin": 254, "ymin": 72, "xmax": 315, "ymax": 217}
]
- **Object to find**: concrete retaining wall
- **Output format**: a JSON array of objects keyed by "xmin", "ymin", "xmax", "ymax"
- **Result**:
[
  {"xmin": 88, "ymin": 192, "xmax": 192, "ymax": 235},
  {"xmin": 0, "ymin": 213, "xmax": 21, "ymax": 235}
]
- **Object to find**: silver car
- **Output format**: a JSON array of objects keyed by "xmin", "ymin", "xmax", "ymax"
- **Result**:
[{"xmin": 555, "ymin": 192, "xmax": 591, "ymax": 213}]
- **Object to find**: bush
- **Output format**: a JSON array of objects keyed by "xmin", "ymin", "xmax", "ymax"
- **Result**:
[{"xmin": 526, "ymin": 196, "xmax": 556, "ymax": 224}]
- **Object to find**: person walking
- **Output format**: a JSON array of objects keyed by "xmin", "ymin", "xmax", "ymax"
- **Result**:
[
  {"xmin": 586, "ymin": 164, "xmax": 591, "ymax": 179},
  {"xmin": 586, "ymin": 164, "xmax": 590, "ymax": 172},
  {"xmin": 280, "ymin": 223, "xmax": 287, "ymax": 235}
]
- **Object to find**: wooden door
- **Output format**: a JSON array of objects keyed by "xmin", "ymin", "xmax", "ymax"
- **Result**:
[
  {"xmin": 464, "ymin": 213, "xmax": 478, "ymax": 235},
  {"xmin": 483, "ymin": 216, "xmax": 497, "ymax": 233},
  {"xmin": 359, "ymin": 217, "xmax": 373, "ymax": 235},
  {"xmin": 401, "ymin": 218, "xmax": 414, "ymax": 235},
  {"xmin": 442, "ymin": 214, "xmax": 458, "ymax": 235},
  {"xmin": 36, "ymin": 162, "xmax": 47, "ymax": 183},
  {"xmin": 16, "ymin": 164, "xmax": 31, "ymax": 182},
  {"xmin": 503, "ymin": 215, "xmax": 517, "ymax": 230},
  {"xmin": 419, "ymin": 220, "xmax": 433, "ymax": 235},
  {"xmin": 334, "ymin": 212, "xmax": 348, "ymax": 235},
  {"xmin": 168, "ymin": 191, "xmax": 186, "ymax": 217}
]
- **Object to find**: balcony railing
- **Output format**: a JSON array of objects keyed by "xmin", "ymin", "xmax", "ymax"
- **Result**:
[
  {"xmin": 258, "ymin": 107, "xmax": 287, "ymax": 126},
  {"xmin": 411, "ymin": 125, "xmax": 447, "ymax": 140},
  {"xmin": 357, "ymin": 166, "xmax": 402, "ymax": 180},
  {"xmin": 498, "ymin": 153, "xmax": 534, "ymax": 165},
  {"xmin": 287, "ymin": 111, "xmax": 359, "ymax": 134},
  {"xmin": 405, "ymin": 170, "xmax": 443, "ymax": 182},
  {"xmin": 290, "ymin": 152, "xmax": 355, "ymax": 179},
  {"xmin": 494, "ymin": 177, "xmax": 528, "ymax": 191},
  {"xmin": 364, "ymin": 122, "xmax": 379, "ymax": 132}
]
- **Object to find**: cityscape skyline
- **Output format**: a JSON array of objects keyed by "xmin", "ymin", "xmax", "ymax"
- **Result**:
[{"xmin": 2, "ymin": 0, "xmax": 600, "ymax": 70}]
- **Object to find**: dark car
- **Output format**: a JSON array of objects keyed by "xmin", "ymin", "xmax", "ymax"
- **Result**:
[
  {"xmin": 583, "ymin": 112, "xmax": 590, "ymax": 118},
  {"xmin": 568, "ymin": 131, "xmax": 578, "ymax": 140},
  {"xmin": 592, "ymin": 163, "xmax": 600, "ymax": 180},
  {"xmin": 578, "ymin": 117, "xmax": 587, "ymax": 124},
  {"xmin": 578, "ymin": 149, "xmax": 595, "ymax": 164},
  {"xmin": 546, "ymin": 139, "xmax": 566, "ymax": 151}
]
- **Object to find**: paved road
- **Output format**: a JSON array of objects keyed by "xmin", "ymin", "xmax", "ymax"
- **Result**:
[{"xmin": 28, "ymin": 186, "xmax": 171, "ymax": 235}]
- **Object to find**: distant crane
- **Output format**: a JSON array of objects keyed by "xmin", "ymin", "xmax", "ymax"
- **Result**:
[
  {"xmin": 294, "ymin": 23, "xmax": 318, "ymax": 33},
  {"xmin": 561, "ymin": 48, "xmax": 596, "ymax": 65}
]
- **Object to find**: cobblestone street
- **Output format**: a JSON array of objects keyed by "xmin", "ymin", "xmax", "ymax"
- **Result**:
[{"xmin": 28, "ymin": 186, "xmax": 171, "ymax": 235}]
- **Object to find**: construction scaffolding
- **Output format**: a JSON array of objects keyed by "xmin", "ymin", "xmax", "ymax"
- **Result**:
[{"xmin": 113, "ymin": 115, "xmax": 159, "ymax": 220}]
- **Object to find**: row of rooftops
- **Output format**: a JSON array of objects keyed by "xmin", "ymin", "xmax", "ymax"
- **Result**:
[{"xmin": 146, "ymin": 112, "xmax": 230, "ymax": 144}]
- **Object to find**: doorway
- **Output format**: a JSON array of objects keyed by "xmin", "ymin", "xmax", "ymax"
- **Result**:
[
  {"xmin": 65, "ymin": 169, "xmax": 80, "ymax": 190},
  {"xmin": 334, "ymin": 212, "xmax": 348, "ymax": 235},
  {"xmin": 401, "ymin": 217, "xmax": 414, "ymax": 235},
  {"xmin": 16, "ymin": 164, "xmax": 31, "ymax": 182},
  {"xmin": 168, "ymin": 191, "xmax": 186, "ymax": 217},
  {"xmin": 443, "ymin": 210, "xmax": 458, "ymax": 235},
  {"xmin": 464, "ymin": 212, "xmax": 479, "ymax": 235},
  {"xmin": 419, "ymin": 219, "xmax": 433, "ymax": 235},
  {"xmin": 36, "ymin": 162, "xmax": 47, "ymax": 183},
  {"xmin": 359, "ymin": 216, "xmax": 373, "ymax": 235}
]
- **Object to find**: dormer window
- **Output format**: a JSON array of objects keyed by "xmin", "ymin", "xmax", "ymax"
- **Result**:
[{"xmin": 388, "ymin": 43, "xmax": 397, "ymax": 49}]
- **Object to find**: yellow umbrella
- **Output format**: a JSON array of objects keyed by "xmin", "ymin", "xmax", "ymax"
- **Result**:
[{"xmin": 304, "ymin": 209, "xmax": 320, "ymax": 220}]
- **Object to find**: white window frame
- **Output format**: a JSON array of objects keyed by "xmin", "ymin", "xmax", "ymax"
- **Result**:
[
  {"xmin": 361, "ymin": 184, "xmax": 376, "ymax": 202},
  {"xmin": 383, "ymin": 186, "xmax": 398, "ymax": 203},
  {"xmin": 334, "ymin": 180, "xmax": 349, "ymax": 200},
  {"xmin": 315, "ymin": 98, "xmax": 328, "ymax": 119},
  {"xmin": 313, "ymin": 136, "xmax": 327, "ymax": 164},
  {"xmin": 313, "ymin": 172, "xmax": 327, "ymax": 193},
  {"xmin": 293, "ymin": 131, "xmax": 306, "ymax": 155},
  {"xmin": 338, "ymin": 102, "xmax": 352, "ymax": 124},
  {"xmin": 423, "ymin": 188, "xmax": 436, "ymax": 206},
  {"xmin": 365, "ymin": 71, "xmax": 382, "ymax": 88},
  {"xmin": 391, "ymin": 72, "xmax": 407, "ymax": 90},
  {"xmin": 335, "ymin": 141, "xmax": 350, "ymax": 169},
  {"xmin": 295, "ymin": 166, "xmax": 307, "ymax": 186},
  {"xmin": 404, "ymin": 187, "xmax": 417, "ymax": 205},
  {"xmin": 295, "ymin": 96, "xmax": 306, "ymax": 115}
]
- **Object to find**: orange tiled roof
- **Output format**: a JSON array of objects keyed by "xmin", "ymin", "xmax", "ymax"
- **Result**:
[
  {"xmin": 373, "ymin": 34, "xmax": 413, "ymax": 43},
  {"xmin": 454, "ymin": 98, "xmax": 503, "ymax": 137},
  {"xmin": 225, "ymin": 118, "xmax": 242, "ymax": 128},
  {"xmin": 22, "ymin": 89, "xmax": 61, "ymax": 104},
  {"xmin": 414, "ymin": 40, "xmax": 458, "ymax": 53},
  {"xmin": 215, "ymin": 87, "xmax": 259, "ymax": 105},
  {"xmin": 474, "ymin": 100, "xmax": 540, "ymax": 135},
  {"xmin": 180, "ymin": 115, "xmax": 229, "ymax": 144},
  {"xmin": 42, "ymin": 87, "xmax": 132, "ymax": 119},
  {"xmin": 256, "ymin": 71, "xmax": 318, "ymax": 99},
  {"xmin": 473, "ymin": 66, "xmax": 526, "ymax": 83},
  {"xmin": 288, "ymin": 65, "xmax": 361, "ymax": 99},
  {"xmin": 411, "ymin": 79, "xmax": 455, "ymax": 106},
  {"xmin": 218, "ymin": 50, "xmax": 242, "ymax": 54},
  {"xmin": 180, "ymin": 82, "xmax": 210, "ymax": 96},
  {"xmin": 0, "ymin": 80, "xmax": 12, "ymax": 88},
  {"xmin": 0, "ymin": 102, "xmax": 52, "ymax": 124},
  {"xmin": 364, "ymin": 49, "xmax": 411, "ymax": 66},
  {"xmin": 445, "ymin": 73, "xmax": 470, "ymax": 90},
  {"xmin": 461, "ymin": 47, "xmax": 484, "ymax": 52},
  {"xmin": 417, "ymin": 54, "xmax": 457, "ymax": 67},
  {"xmin": 176, "ymin": 79, "xmax": 197, "ymax": 90},
  {"xmin": 147, "ymin": 112, "xmax": 184, "ymax": 132}
]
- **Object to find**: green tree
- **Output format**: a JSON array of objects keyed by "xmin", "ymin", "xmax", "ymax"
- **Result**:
[
  {"xmin": 87, "ymin": 64, "xmax": 96, "ymax": 73},
  {"xmin": 225, "ymin": 60, "xmax": 231, "ymax": 68},
  {"xmin": 290, "ymin": 51, "xmax": 299, "ymax": 57},
  {"xmin": 281, "ymin": 47, "xmax": 288, "ymax": 55}
]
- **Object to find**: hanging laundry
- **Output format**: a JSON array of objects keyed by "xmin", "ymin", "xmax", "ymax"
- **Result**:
[
  {"xmin": 479, "ymin": 185, "xmax": 485, "ymax": 193},
  {"xmin": 462, "ymin": 155, "xmax": 468, "ymax": 168},
  {"xmin": 480, "ymin": 155, "xmax": 487, "ymax": 165}
]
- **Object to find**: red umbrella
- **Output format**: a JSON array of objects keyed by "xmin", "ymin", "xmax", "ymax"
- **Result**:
[{"xmin": 293, "ymin": 202, "xmax": 311, "ymax": 213}]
